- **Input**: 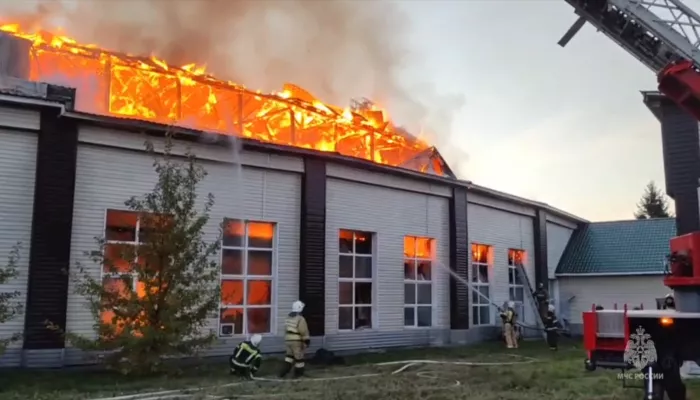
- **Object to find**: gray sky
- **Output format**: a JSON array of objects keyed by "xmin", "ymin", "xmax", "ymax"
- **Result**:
[
  {"xmin": 3, "ymin": 0, "xmax": 689, "ymax": 222},
  {"xmin": 394, "ymin": 0, "xmax": 679, "ymax": 222}
]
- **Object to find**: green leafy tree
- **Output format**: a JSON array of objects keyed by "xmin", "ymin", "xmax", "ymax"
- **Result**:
[
  {"xmin": 0, "ymin": 243, "xmax": 23, "ymax": 355},
  {"xmin": 634, "ymin": 181, "xmax": 672, "ymax": 219},
  {"xmin": 59, "ymin": 135, "xmax": 221, "ymax": 375}
]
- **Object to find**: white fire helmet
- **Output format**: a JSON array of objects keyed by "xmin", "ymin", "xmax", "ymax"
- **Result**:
[
  {"xmin": 507, "ymin": 301, "xmax": 515, "ymax": 308},
  {"xmin": 292, "ymin": 300, "xmax": 305, "ymax": 313},
  {"xmin": 548, "ymin": 304, "xmax": 556, "ymax": 312},
  {"xmin": 250, "ymin": 334, "xmax": 262, "ymax": 347}
]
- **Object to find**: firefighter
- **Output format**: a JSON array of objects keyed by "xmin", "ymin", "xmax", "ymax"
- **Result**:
[
  {"xmin": 533, "ymin": 283, "xmax": 549, "ymax": 319},
  {"xmin": 279, "ymin": 300, "xmax": 310, "ymax": 378},
  {"xmin": 543, "ymin": 304, "xmax": 560, "ymax": 351},
  {"xmin": 230, "ymin": 334, "xmax": 263, "ymax": 379},
  {"xmin": 663, "ymin": 293, "xmax": 675, "ymax": 310},
  {"xmin": 500, "ymin": 301, "xmax": 518, "ymax": 349}
]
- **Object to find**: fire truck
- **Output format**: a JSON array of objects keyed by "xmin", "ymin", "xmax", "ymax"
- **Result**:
[{"xmin": 559, "ymin": 1, "xmax": 700, "ymax": 399}]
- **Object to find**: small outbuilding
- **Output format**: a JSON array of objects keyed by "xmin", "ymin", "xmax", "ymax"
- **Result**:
[{"xmin": 555, "ymin": 218, "xmax": 676, "ymax": 333}]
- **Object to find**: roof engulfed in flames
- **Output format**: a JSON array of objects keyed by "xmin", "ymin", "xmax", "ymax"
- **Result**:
[{"xmin": 0, "ymin": 24, "xmax": 451, "ymax": 176}]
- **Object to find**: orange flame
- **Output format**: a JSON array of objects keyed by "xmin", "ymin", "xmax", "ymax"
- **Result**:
[{"xmin": 0, "ymin": 24, "xmax": 431, "ymax": 168}]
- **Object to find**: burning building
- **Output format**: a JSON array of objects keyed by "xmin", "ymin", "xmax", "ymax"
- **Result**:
[
  {"xmin": 0, "ymin": 25, "xmax": 585, "ymax": 368},
  {"xmin": 0, "ymin": 25, "xmax": 450, "ymax": 176}
]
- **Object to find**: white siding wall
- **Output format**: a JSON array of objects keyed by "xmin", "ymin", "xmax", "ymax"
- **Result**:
[
  {"xmin": 0, "ymin": 106, "xmax": 41, "ymax": 131},
  {"xmin": 546, "ymin": 214, "xmax": 578, "ymax": 230},
  {"xmin": 324, "ymin": 177, "xmax": 451, "ymax": 349},
  {"xmin": 467, "ymin": 197, "xmax": 537, "ymax": 328},
  {"xmin": 0, "ymin": 128, "xmax": 38, "ymax": 367},
  {"xmin": 546, "ymin": 222, "xmax": 574, "ymax": 279},
  {"xmin": 326, "ymin": 163, "xmax": 451, "ymax": 197},
  {"xmin": 469, "ymin": 192, "xmax": 535, "ymax": 217},
  {"xmin": 559, "ymin": 276, "xmax": 668, "ymax": 324},
  {"xmin": 66, "ymin": 129, "xmax": 301, "ymax": 363}
]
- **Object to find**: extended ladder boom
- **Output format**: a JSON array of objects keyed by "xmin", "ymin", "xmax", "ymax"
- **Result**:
[{"xmin": 561, "ymin": 0, "xmax": 700, "ymax": 119}]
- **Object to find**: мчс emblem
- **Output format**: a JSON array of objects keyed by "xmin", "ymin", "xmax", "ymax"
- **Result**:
[{"xmin": 624, "ymin": 326, "xmax": 657, "ymax": 370}]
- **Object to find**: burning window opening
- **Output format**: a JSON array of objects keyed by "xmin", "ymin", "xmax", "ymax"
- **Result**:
[
  {"xmin": 403, "ymin": 236, "xmax": 434, "ymax": 327},
  {"xmin": 0, "ymin": 24, "xmax": 454, "ymax": 176},
  {"xmin": 220, "ymin": 219, "xmax": 274, "ymax": 335},
  {"xmin": 470, "ymin": 243, "xmax": 492, "ymax": 326},
  {"xmin": 102, "ymin": 209, "xmax": 173, "ymax": 338},
  {"xmin": 507, "ymin": 249, "xmax": 526, "ymax": 318}
]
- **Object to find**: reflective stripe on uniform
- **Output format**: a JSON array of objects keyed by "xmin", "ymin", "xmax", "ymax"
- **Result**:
[
  {"xmin": 505, "ymin": 311, "xmax": 514, "ymax": 324},
  {"xmin": 294, "ymin": 361, "xmax": 305, "ymax": 368},
  {"xmin": 231, "ymin": 358, "xmax": 250, "ymax": 368},
  {"xmin": 285, "ymin": 316, "xmax": 302, "ymax": 340},
  {"xmin": 233, "ymin": 342, "xmax": 260, "ymax": 367}
]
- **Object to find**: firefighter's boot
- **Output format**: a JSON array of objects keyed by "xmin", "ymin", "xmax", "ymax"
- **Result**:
[
  {"xmin": 278, "ymin": 361, "xmax": 293, "ymax": 378},
  {"xmin": 293, "ymin": 366, "xmax": 305, "ymax": 379}
]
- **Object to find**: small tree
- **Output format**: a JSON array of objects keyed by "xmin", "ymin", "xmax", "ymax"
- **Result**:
[
  {"xmin": 0, "ymin": 243, "xmax": 23, "ymax": 355},
  {"xmin": 634, "ymin": 181, "xmax": 672, "ymax": 219},
  {"xmin": 63, "ymin": 135, "xmax": 221, "ymax": 375}
]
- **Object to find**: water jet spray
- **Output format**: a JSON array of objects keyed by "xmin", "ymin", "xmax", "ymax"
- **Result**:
[{"xmin": 433, "ymin": 260, "xmax": 550, "ymax": 334}]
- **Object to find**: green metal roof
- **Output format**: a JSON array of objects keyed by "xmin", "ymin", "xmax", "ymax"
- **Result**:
[{"xmin": 555, "ymin": 218, "xmax": 676, "ymax": 275}]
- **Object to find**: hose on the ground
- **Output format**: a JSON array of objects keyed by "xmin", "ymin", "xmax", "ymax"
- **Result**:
[{"xmin": 90, "ymin": 355, "xmax": 539, "ymax": 400}]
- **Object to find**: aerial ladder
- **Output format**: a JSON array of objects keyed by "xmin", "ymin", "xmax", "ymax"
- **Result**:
[
  {"xmin": 559, "ymin": 0, "xmax": 700, "ymax": 121},
  {"xmin": 559, "ymin": 1, "xmax": 700, "ymax": 399}
]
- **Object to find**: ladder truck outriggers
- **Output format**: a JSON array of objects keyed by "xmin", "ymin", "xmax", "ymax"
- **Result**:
[{"xmin": 559, "ymin": 1, "xmax": 700, "ymax": 399}]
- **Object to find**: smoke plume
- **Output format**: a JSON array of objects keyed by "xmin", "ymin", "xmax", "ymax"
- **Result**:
[{"xmin": 2, "ymin": 0, "xmax": 466, "ymax": 168}]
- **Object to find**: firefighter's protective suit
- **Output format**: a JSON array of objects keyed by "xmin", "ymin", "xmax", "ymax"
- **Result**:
[
  {"xmin": 279, "ymin": 300, "xmax": 310, "ymax": 378},
  {"xmin": 533, "ymin": 283, "xmax": 549, "ymax": 319},
  {"xmin": 500, "ymin": 301, "xmax": 518, "ymax": 349},
  {"xmin": 230, "ymin": 334, "xmax": 262, "ymax": 379},
  {"xmin": 543, "ymin": 304, "xmax": 560, "ymax": 351}
]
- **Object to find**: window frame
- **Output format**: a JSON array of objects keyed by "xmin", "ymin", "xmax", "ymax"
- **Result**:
[
  {"xmin": 403, "ymin": 235, "xmax": 435, "ymax": 329},
  {"xmin": 507, "ymin": 249, "xmax": 526, "ymax": 321},
  {"xmin": 218, "ymin": 218, "xmax": 278, "ymax": 338},
  {"xmin": 470, "ymin": 243, "xmax": 492, "ymax": 327},
  {"xmin": 101, "ymin": 208, "xmax": 147, "ymax": 296},
  {"xmin": 101, "ymin": 209, "xmax": 167, "ymax": 332},
  {"xmin": 337, "ymin": 229, "xmax": 376, "ymax": 331}
]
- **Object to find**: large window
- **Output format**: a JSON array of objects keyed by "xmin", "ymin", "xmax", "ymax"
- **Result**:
[
  {"xmin": 508, "ymin": 249, "xmax": 526, "ymax": 319},
  {"xmin": 102, "ymin": 210, "xmax": 171, "ymax": 331},
  {"xmin": 403, "ymin": 236, "xmax": 433, "ymax": 327},
  {"xmin": 338, "ymin": 230, "xmax": 374, "ymax": 330},
  {"xmin": 219, "ymin": 219, "xmax": 275, "ymax": 337},
  {"xmin": 471, "ymin": 243, "xmax": 492, "ymax": 326}
]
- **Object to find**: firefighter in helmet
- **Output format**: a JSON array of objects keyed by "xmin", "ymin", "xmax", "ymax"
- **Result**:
[
  {"xmin": 663, "ymin": 293, "xmax": 675, "ymax": 310},
  {"xmin": 543, "ymin": 304, "xmax": 561, "ymax": 351},
  {"xmin": 230, "ymin": 334, "xmax": 263, "ymax": 379},
  {"xmin": 532, "ymin": 282, "xmax": 549, "ymax": 319},
  {"xmin": 279, "ymin": 300, "xmax": 310, "ymax": 378},
  {"xmin": 500, "ymin": 301, "xmax": 518, "ymax": 349}
]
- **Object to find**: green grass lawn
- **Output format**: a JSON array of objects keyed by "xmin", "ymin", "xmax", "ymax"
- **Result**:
[{"xmin": 1, "ymin": 338, "xmax": 698, "ymax": 399}]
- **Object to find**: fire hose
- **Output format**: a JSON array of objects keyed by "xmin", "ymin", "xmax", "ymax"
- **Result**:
[
  {"xmin": 90, "ymin": 355, "xmax": 539, "ymax": 400},
  {"xmin": 434, "ymin": 261, "xmax": 570, "ymax": 336}
]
